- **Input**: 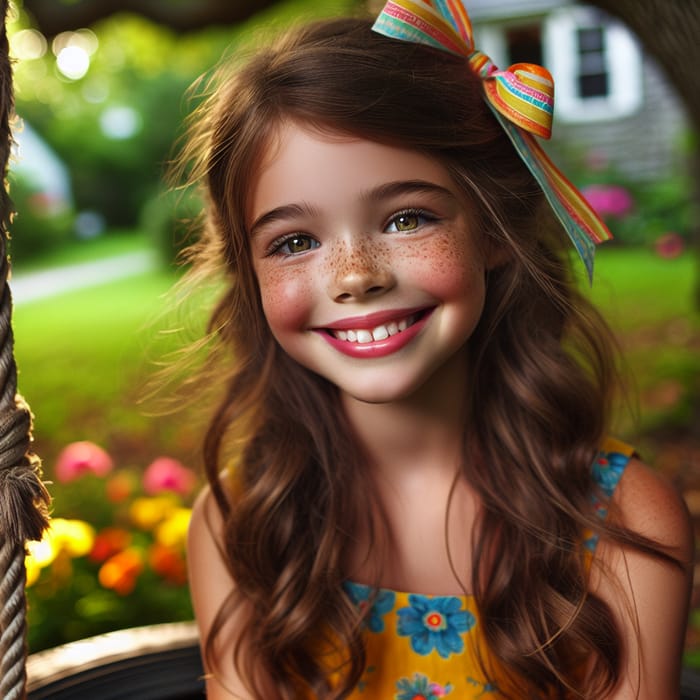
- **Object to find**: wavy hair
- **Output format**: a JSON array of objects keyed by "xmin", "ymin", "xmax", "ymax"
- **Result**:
[{"xmin": 173, "ymin": 16, "xmax": 670, "ymax": 699}]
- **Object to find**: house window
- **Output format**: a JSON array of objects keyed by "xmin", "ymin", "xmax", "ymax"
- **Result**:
[
  {"xmin": 576, "ymin": 26, "xmax": 608, "ymax": 98},
  {"xmin": 545, "ymin": 7, "xmax": 642, "ymax": 122},
  {"xmin": 506, "ymin": 25, "xmax": 543, "ymax": 66}
]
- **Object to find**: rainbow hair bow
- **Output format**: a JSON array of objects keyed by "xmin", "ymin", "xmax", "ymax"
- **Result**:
[{"xmin": 372, "ymin": 0, "xmax": 613, "ymax": 280}]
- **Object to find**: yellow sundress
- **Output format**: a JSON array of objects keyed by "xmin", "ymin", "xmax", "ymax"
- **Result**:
[{"xmin": 341, "ymin": 438, "xmax": 635, "ymax": 699}]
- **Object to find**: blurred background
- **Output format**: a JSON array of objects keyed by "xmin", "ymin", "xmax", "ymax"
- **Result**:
[{"xmin": 6, "ymin": 0, "xmax": 699, "ymax": 667}]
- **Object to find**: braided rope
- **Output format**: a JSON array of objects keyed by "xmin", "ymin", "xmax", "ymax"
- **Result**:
[{"xmin": 0, "ymin": 2, "xmax": 51, "ymax": 698}]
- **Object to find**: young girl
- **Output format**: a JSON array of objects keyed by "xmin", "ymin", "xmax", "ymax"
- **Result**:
[{"xmin": 184, "ymin": 2, "xmax": 693, "ymax": 698}]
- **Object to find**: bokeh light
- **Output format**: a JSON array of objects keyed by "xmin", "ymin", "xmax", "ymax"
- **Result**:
[
  {"xmin": 10, "ymin": 28, "xmax": 47, "ymax": 60},
  {"xmin": 52, "ymin": 29, "xmax": 99, "ymax": 80}
]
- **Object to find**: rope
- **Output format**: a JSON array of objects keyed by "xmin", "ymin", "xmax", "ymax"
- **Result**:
[{"xmin": 0, "ymin": 1, "xmax": 51, "ymax": 697}]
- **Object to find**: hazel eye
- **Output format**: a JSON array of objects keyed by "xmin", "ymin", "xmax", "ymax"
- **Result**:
[
  {"xmin": 273, "ymin": 235, "xmax": 319, "ymax": 256},
  {"xmin": 385, "ymin": 209, "xmax": 434, "ymax": 233}
]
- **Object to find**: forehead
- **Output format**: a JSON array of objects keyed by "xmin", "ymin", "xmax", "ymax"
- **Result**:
[{"xmin": 248, "ymin": 121, "xmax": 458, "ymax": 224}]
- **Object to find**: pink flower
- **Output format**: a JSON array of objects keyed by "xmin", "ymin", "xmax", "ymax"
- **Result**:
[
  {"xmin": 581, "ymin": 184, "xmax": 633, "ymax": 219},
  {"xmin": 143, "ymin": 457, "xmax": 196, "ymax": 496},
  {"xmin": 55, "ymin": 441, "xmax": 113, "ymax": 482}
]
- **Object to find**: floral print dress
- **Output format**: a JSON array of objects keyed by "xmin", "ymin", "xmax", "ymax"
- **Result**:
[{"xmin": 342, "ymin": 438, "xmax": 635, "ymax": 699}]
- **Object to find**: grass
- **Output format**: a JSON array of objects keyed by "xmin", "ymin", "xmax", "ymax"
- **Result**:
[
  {"xmin": 13, "ymin": 265, "xmax": 182, "ymax": 460},
  {"xmin": 587, "ymin": 246, "xmax": 697, "ymax": 329}
]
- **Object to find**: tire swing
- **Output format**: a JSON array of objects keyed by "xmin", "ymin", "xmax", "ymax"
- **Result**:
[{"xmin": 0, "ymin": 1, "xmax": 52, "ymax": 698}]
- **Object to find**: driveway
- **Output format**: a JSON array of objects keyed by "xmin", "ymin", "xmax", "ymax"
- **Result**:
[{"xmin": 9, "ymin": 251, "xmax": 157, "ymax": 306}]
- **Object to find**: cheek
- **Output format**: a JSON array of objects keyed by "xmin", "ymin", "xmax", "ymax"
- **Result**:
[
  {"xmin": 401, "ymin": 229, "xmax": 485, "ymax": 298},
  {"xmin": 256, "ymin": 266, "xmax": 313, "ymax": 335}
]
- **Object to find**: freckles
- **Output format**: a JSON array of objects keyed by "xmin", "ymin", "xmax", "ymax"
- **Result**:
[
  {"xmin": 326, "ymin": 239, "xmax": 388, "ymax": 277},
  {"xmin": 403, "ymin": 228, "xmax": 482, "ymax": 292}
]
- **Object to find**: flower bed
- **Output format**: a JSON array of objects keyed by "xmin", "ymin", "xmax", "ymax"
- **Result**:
[{"xmin": 26, "ymin": 441, "xmax": 197, "ymax": 652}]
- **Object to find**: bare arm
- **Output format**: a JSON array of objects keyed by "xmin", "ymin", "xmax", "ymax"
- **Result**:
[
  {"xmin": 187, "ymin": 486, "xmax": 257, "ymax": 700},
  {"xmin": 591, "ymin": 459, "xmax": 694, "ymax": 699}
]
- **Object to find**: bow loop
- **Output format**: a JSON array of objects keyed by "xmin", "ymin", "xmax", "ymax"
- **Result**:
[
  {"xmin": 480, "ymin": 60, "xmax": 555, "ymax": 140},
  {"xmin": 372, "ymin": 0, "xmax": 613, "ymax": 281}
]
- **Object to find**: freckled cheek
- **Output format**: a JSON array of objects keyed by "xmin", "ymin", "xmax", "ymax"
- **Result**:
[
  {"xmin": 400, "ymin": 231, "xmax": 484, "ymax": 297},
  {"xmin": 256, "ymin": 267, "xmax": 314, "ymax": 334}
]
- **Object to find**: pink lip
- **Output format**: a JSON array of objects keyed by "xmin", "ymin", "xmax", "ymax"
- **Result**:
[{"xmin": 315, "ymin": 307, "xmax": 434, "ymax": 359}]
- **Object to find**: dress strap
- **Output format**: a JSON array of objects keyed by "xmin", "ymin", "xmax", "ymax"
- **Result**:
[{"xmin": 584, "ymin": 438, "xmax": 636, "ymax": 552}]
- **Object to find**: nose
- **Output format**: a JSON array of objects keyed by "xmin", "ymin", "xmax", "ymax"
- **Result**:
[{"xmin": 328, "ymin": 240, "xmax": 396, "ymax": 303}]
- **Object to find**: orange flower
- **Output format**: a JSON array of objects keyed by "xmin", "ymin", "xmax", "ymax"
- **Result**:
[
  {"xmin": 105, "ymin": 471, "xmax": 136, "ymax": 503},
  {"xmin": 90, "ymin": 528, "xmax": 132, "ymax": 563},
  {"xmin": 98, "ymin": 548, "xmax": 144, "ymax": 595},
  {"xmin": 148, "ymin": 543, "xmax": 187, "ymax": 585}
]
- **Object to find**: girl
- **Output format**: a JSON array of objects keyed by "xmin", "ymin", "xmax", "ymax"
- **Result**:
[{"xmin": 184, "ymin": 2, "xmax": 693, "ymax": 698}]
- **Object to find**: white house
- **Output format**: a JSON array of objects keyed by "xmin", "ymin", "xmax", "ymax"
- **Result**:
[{"xmin": 467, "ymin": 0, "xmax": 689, "ymax": 180}]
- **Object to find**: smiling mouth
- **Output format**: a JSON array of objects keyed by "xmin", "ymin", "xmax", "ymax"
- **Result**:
[{"xmin": 325, "ymin": 310, "xmax": 428, "ymax": 344}]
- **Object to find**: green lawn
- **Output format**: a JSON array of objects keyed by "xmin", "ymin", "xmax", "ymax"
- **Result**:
[
  {"xmin": 13, "ymin": 268, "xmax": 181, "ymax": 459},
  {"xmin": 587, "ymin": 246, "xmax": 697, "ymax": 329}
]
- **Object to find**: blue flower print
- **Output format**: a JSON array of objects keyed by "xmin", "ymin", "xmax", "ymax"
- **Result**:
[
  {"xmin": 343, "ymin": 581, "xmax": 396, "ymax": 633},
  {"xmin": 397, "ymin": 594, "xmax": 475, "ymax": 658},
  {"xmin": 395, "ymin": 673, "xmax": 453, "ymax": 699},
  {"xmin": 467, "ymin": 676, "xmax": 499, "ymax": 696},
  {"xmin": 592, "ymin": 450, "xmax": 629, "ymax": 498}
]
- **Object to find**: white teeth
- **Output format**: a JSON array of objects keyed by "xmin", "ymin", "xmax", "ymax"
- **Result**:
[
  {"xmin": 371, "ymin": 325, "xmax": 389, "ymax": 341},
  {"xmin": 331, "ymin": 313, "xmax": 419, "ymax": 343}
]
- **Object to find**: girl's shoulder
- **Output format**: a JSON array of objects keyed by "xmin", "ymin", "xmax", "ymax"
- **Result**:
[
  {"xmin": 591, "ymin": 437, "xmax": 691, "ymax": 557},
  {"xmin": 609, "ymin": 450, "xmax": 693, "ymax": 559},
  {"xmin": 590, "ymin": 443, "xmax": 693, "ymax": 697}
]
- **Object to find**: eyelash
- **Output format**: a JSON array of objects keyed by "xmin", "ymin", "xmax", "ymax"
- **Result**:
[
  {"xmin": 264, "ymin": 207, "xmax": 437, "ymax": 257},
  {"xmin": 384, "ymin": 208, "xmax": 436, "ymax": 232},
  {"xmin": 265, "ymin": 233, "xmax": 318, "ymax": 257}
]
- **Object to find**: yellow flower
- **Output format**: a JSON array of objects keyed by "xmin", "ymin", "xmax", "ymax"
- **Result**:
[
  {"xmin": 154, "ymin": 508, "xmax": 191, "ymax": 549},
  {"xmin": 24, "ymin": 518, "xmax": 96, "ymax": 587},
  {"xmin": 129, "ymin": 495, "xmax": 178, "ymax": 531},
  {"xmin": 50, "ymin": 518, "xmax": 96, "ymax": 557}
]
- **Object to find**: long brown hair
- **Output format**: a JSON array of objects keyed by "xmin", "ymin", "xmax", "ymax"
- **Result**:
[{"xmin": 174, "ymin": 17, "xmax": 670, "ymax": 699}]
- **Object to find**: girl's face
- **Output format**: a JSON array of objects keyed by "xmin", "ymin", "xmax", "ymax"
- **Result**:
[{"xmin": 247, "ymin": 122, "xmax": 489, "ymax": 405}]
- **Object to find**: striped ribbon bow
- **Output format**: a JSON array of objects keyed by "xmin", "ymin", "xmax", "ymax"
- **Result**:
[{"xmin": 372, "ymin": 0, "xmax": 613, "ymax": 280}]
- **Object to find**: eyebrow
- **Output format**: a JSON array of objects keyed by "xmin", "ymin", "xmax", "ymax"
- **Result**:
[
  {"xmin": 249, "ymin": 202, "xmax": 319, "ymax": 238},
  {"xmin": 249, "ymin": 180, "xmax": 456, "ymax": 237},
  {"xmin": 360, "ymin": 179, "xmax": 457, "ymax": 204}
]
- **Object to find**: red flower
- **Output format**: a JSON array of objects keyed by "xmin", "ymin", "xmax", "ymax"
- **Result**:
[
  {"xmin": 143, "ymin": 457, "xmax": 196, "ymax": 496},
  {"xmin": 148, "ymin": 543, "xmax": 187, "ymax": 585},
  {"xmin": 654, "ymin": 232, "xmax": 685, "ymax": 259},
  {"xmin": 55, "ymin": 441, "xmax": 113, "ymax": 482},
  {"xmin": 89, "ymin": 528, "xmax": 132, "ymax": 563}
]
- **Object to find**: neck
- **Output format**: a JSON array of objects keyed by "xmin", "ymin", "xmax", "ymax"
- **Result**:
[{"xmin": 342, "ymin": 351, "xmax": 468, "ymax": 480}]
